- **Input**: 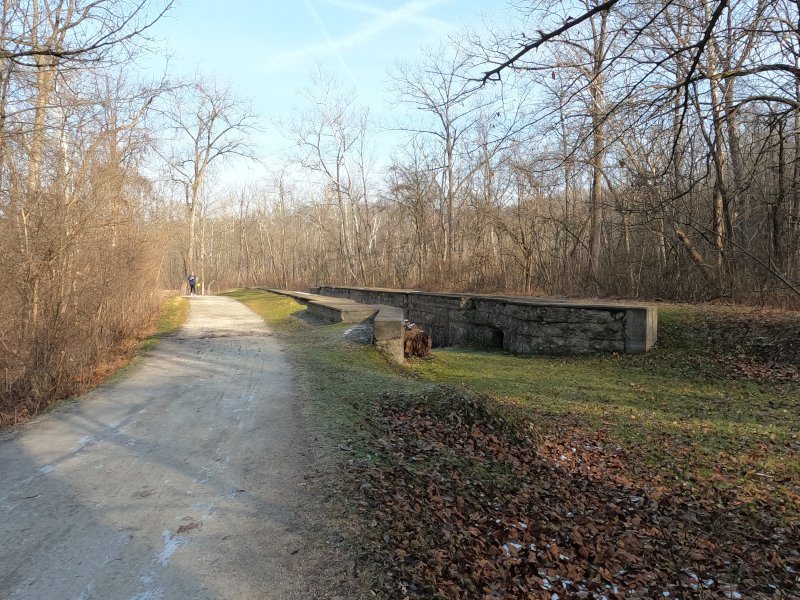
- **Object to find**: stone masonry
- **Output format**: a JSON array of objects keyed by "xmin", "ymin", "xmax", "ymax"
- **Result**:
[{"xmin": 312, "ymin": 286, "xmax": 657, "ymax": 355}]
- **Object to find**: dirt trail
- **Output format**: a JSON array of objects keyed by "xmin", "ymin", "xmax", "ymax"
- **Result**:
[{"xmin": 0, "ymin": 296, "xmax": 336, "ymax": 600}]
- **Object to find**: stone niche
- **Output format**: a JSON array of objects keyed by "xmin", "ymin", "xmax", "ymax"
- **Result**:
[{"xmin": 312, "ymin": 286, "xmax": 657, "ymax": 355}]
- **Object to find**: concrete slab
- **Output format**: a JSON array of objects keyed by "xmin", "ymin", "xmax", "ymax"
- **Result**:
[{"xmin": 256, "ymin": 289, "xmax": 406, "ymax": 362}]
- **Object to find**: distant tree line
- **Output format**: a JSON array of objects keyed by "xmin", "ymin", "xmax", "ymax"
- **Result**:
[{"xmin": 194, "ymin": 0, "xmax": 800, "ymax": 306}]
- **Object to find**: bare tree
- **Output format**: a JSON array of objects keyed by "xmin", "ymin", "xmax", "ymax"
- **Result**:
[
  {"xmin": 0, "ymin": 0, "xmax": 174, "ymax": 423},
  {"xmin": 390, "ymin": 43, "xmax": 491, "ymax": 273},
  {"xmin": 288, "ymin": 68, "xmax": 375, "ymax": 285},
  {"xmin": 161, "ymin": 79, "xmax": 257, "ymax": 282},
  {"xmin": 130, "ymin": 0, "xmax": 800, "ymax": 306},
  {"xmin": 0, "ymin": 0, "xmax": 173, "ymax": 64}
]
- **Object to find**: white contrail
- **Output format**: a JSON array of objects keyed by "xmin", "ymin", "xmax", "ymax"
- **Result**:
[
  {"xmin": 320, "ymin": 0, "xmax": 451, "ymax": 29},
  {"xmin": 303, "ymin": 0, "xmax": 360, "ymax": 87},
  {"xmin": 318, "ymin": 0, "xmax": 383, "ymax": 15},
  {"xmin": 270, "ymin": 0, "xmax": 452, "ymax": 73}
]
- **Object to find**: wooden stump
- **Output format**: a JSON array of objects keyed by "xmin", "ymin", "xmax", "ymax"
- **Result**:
[{"xmin": 404, "ymin": 323, "xmax": 432, "ymax": 358}]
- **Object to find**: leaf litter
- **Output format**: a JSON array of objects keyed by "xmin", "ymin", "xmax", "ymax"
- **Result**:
[{"xmin": 354, "ymin": 389, "xmax": 799, "ymax": 599}]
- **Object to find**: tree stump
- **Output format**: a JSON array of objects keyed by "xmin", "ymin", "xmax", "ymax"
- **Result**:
[{"xmin": 404, "ymin": 323, "xmax": 432, "ymax": 358}]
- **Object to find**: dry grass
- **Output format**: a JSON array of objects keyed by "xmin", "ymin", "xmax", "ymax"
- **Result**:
[{"xmin": 0, "ymin": 293, "xmax": 189, "ymax": 428}]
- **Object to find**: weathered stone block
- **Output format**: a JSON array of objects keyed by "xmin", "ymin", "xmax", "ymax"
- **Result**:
[
  {"xmin": 373, "ymin": 306, "xmax": 403, "ymax": 341},
  {"xmin": 624, "ymin": 306, "xmax": 658, "ymax": 353},
  {"xmin": 308, "ymin": 300, "xmax": 377, "ymax": 324},
  {"xmin": 465, "ymin": 324, "xmax": 505, "ymax": 347}
]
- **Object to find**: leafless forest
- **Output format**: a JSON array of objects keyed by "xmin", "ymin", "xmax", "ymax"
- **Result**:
[
  {"xmin": 201, "ymin": 0, "xmax": 800, "ymax": 303},
  {"xmin": 3, "ymin": 0, "xmax": 800, "ymax": 418}
]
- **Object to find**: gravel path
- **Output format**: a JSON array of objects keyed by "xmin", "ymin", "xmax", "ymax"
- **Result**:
[{"xmin": 0, "ymin": 295, "xmax": 336, "ymax": 600}]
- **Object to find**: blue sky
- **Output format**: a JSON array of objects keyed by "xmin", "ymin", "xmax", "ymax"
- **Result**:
[{"xmin": 143, "ymin": 0, "xmax": 498, "ymax": 182}]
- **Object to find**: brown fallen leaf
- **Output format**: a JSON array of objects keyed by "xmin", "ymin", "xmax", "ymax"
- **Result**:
[{"xmin": 176, "ymin": 521, "xmax": 201, "ymax": 534}]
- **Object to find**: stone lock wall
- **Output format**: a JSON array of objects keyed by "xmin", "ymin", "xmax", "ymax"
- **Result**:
[{"xmin": 312, "ymin": 286, "xmax": 657, "ymax": 355}]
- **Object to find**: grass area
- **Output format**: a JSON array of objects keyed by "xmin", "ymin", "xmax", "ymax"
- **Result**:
[
  {"xmin": 223, "ymin": 290, "xmax": 799, "ymax": 515},
  {"xmin": 409, "ymin": 305, "xmax": 800, "ymax": 516}
]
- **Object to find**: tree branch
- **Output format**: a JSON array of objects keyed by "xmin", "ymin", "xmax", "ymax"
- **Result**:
[{"xmin": 480, "ymin": 0, "xmax": 620, "ymax": 83}]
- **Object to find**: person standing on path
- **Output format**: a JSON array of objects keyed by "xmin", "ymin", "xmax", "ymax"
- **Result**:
[{"xmin": 188, "ymin": 273, "xmax": 197, "ymax": 295}]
